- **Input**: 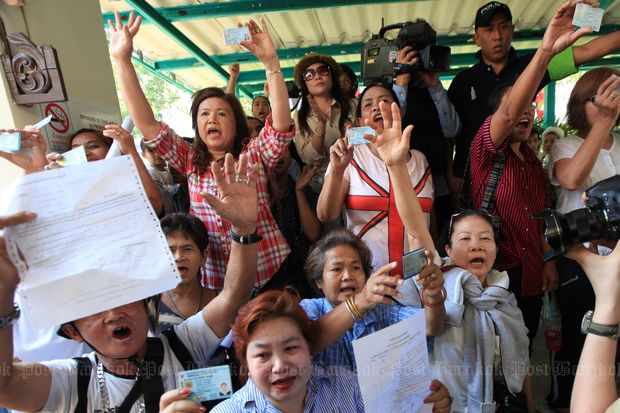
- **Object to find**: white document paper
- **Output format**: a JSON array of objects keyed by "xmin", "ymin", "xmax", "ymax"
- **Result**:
[
  {"xmin": 0, "ymin": 156, "xmax": 180, "ymax": 329},
  {"xmin": 353, "ymin": 311, "xmax": 433, "ymax": 413}
]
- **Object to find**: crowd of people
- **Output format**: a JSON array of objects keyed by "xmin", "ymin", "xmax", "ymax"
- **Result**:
[{"xmin": 1, "ymin": 0, "xmax": 620, "ymax": 412}]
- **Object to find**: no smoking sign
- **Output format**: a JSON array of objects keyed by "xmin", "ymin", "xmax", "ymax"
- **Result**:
[{"xmin": 44, "ymin": 103, "xmax": 70, "ymax": 134}]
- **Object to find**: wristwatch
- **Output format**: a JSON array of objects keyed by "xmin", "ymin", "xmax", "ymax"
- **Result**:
[
  {"xmin": 0, "ymin": 303, "xmax": 20, "ymax": 330},
  {"xmin": 230, "ymin": 229, "xmax": 263, "ymax": 245},
  {"xmin": 581, "ymin": 310, "xmax": 620, "ymax": 340}
]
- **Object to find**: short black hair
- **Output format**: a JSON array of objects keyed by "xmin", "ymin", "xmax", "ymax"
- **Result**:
[
  {"xmin": 160, "ymin": 213, "xmax": 208, "ymax": 252},
  {"xmin": 486, "ymin": 80, "xmax": 515, "ymax": 115}
]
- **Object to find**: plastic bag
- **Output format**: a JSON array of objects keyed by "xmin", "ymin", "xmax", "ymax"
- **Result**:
[{"xmin": 542, "ymin": 291, "xmax": 562, "ymax": 351}]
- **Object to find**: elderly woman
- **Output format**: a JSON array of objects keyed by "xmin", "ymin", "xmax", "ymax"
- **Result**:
[
  {"xmin": 547, "ymin": 67, "xmax": 620, "ymax": 411},
  {"xmin": 111, "ymin": 12, "xmax": 295, "ymax": 290},
  {"xmin": 292, "ymin": 53, "xmax": 352, "ymax": 193}
]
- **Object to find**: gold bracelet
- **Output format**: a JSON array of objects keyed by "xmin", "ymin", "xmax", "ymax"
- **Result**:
[
  {"xmin": 265, "ymin": 69, "xmax": 281, "ymax": 75},
  {"xmin": 421, "ymin": 287, "xmax": 447, "ymax": 308},
  {"xmin": 346, "ymin": 296, "xmax": 365, "ymax": 320},
  {"xmin": 344, "ymin": 297, "xmax": 359, "ymax": 322}
]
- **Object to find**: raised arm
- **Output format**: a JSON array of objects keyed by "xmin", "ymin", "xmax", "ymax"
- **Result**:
[
  {"xmin": 573, "ymin": 29, "xmax": 620, "ymax": 67},
  {"xmin": 553, "ymin": 75, "xmax": 620, "ymax": 190},
  {"xmin": 567, "ymin": 242, "xmax": 620, "ymax": 412},
  {"xmin": 225, "ymin": 63, "xmax": 240, "ymax": 96},
  {"xmin": 316, "ymin": 138, "xmax": 352, "ymax": 222},
  {"xmin": 490, "ymin": 0, "xmax": 593, "ymax": 147},
  {"xmin": 108, "ymin": 12, "xmax": 161, "ymax": 140},
  {"xmin": 240, "ymin": 19, "xmax": 291, "ymax": 133},
  {"xmin": 364, "ymin": 101, "xmax": 445, "ymax": 334},
  {"xmin": 199, "ymin": 154, "xmax": 258, "ymax": 338},
  {"xmin": 0, "ymin": 212, "xmax": 53, "ymax": 412}
]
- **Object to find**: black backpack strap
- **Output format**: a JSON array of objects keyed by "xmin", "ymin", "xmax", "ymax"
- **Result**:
[
  {"xmin": 480, "ymin": 150, "xmax": 506, "ymax": 214},
  {"xmin": 72, "ymin": 357, "xmax": 92, "ymax": 413},
  {"xmin": 161, "ymin": 328, "xmax": 198, "ymax": 371}
]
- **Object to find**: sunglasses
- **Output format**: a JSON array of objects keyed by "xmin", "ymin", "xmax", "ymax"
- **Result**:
[
  {"xmin": 303, "ymin": 65, "xmax": 331, "ymax": 82},
  {"xmin": 448, "ymin": 209, "xmax": 499, "ymax": 239}
]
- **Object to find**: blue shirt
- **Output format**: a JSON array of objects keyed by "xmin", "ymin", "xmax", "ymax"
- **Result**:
[
  {"xmin": 210, "ymin": 366, "xmax": 364, "ymax": 413},
  {"xmin": 299, "ymin": 298, "xmax": 424, "ymax": 369}
]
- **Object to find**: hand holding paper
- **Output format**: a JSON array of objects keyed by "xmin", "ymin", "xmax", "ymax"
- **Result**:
[{"xmin": 0, "ymin": 127, "xmax": 47, "ymax": 173}]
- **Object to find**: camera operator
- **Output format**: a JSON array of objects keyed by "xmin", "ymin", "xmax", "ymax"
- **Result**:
[
  {"xmin": 392, "ymin": 43, "xmax": 461, "ymax": 241},
  {"xmin": 546, "ymin": 68, "xmax": 620, "ymax": 411}
]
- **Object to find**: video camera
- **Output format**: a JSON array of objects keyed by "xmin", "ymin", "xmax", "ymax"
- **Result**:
[
  {"xmin": 535, "ymin": 174, "xmax": 620, "ymax": 260},
  {"xmin": 361, "ymin": 20, "xmax": 451, "ymax": 85}
]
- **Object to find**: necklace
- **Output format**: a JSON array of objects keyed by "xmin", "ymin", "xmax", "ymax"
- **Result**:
[
  {"xmin": 96, "ymin": 360, "xmax": 145, "ymax": 413},
  {"xmin": 167, "ymin": 286, "xmax": 203, "ymax": 320}
]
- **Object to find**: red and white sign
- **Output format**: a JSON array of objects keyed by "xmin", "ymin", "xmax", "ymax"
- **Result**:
[{"xmin": 44, "ymin": 102, "xmax": 71, "ymax": 134}]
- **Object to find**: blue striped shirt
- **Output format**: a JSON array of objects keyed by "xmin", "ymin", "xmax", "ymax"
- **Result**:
[
  {"xmin": 299, "ymin": 298, "xmax": 425, "ymax": 370},
  {"xmin": 210, "ymin": 365, "xmax": 364, "ymax": 413}
]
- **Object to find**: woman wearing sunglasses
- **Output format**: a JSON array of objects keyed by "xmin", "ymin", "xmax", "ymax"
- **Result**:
[{"xmin": 292, "ymin": 53, "xmax": 353, "ymax": 193}]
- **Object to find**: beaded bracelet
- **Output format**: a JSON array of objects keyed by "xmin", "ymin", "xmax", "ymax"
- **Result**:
[{"xmin": 421, "ymin": 287, "xmax": 447, "ymax": 308}]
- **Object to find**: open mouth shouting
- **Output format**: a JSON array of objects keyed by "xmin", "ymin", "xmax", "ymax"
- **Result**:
[
  {"xmin": 111, "ymin": 326, "xmax": 132, "ymax": 340},
  {"xmin": 272, "ymin": 375, "xmax": 297, "ymax": 391}
]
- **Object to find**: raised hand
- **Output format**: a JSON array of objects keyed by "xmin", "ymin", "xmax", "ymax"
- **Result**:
[
  {"xmin": 355, "ymin": 261, "xmax": 403, "ymax": 311},
  {"xmin": 365, "ymin": 101, "xmax": 413, "ymax": 167},
  {"xmin": 108, "ymin": 11, "xmax": 142, "ymax": 60},
  {"xmin": 591, "ymin": 74, "xmax": 620, "ymax": 127},
  {"xmin": 415, "ymin": 250, "xmax": 445, "ymax": 304},
  {"xmin": 307, "ymin": 95, "xmax": 329, "ymax": 123},
  {"xmin": 542, "ymin": 0, "xmax": 595, "ymax": 55},
  {"xmin": 102, "ymin": 124, "xmax": 135, "ymax": 155},
  {"xmin": 201, "ymin": 153, "xmax": 258, "ymax": 235},
  {"xmin": 329, "ymin": 137, "xmax": 354, "ymax": 172},
  {"xmin": 239, "ymin": 19, "xmax": 278, "ymax": 66},
  {"xmin": 229, "ymin": 63, "xmax": 240, "ymax": 79},
  {"xmin": 0, "ymin": 127, "xmax": 47, "ymax": 173},
  {"xmin": 295, "ymin": 164, "xmax": 319, "ymax": 192}
]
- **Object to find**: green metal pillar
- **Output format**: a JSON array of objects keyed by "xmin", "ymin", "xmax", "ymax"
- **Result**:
[{"xmin": 544, "ymin": 81, "xmax": 556, "ymax": 127}]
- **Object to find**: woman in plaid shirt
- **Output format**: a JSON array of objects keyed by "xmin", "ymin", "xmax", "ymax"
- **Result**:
[{"xmin": 110, "ymin": 13, "xmax": 295, "ymax": 290}]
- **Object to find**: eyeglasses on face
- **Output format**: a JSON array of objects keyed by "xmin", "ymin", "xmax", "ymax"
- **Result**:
[{"xmin": 303, "ymin": 65, "xmax": 331, "ymax": 82}]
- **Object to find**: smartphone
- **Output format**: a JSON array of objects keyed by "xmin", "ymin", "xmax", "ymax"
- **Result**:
[{"xmin": 402, "ymin": 247, "xmax": 427, "ymax": 280}]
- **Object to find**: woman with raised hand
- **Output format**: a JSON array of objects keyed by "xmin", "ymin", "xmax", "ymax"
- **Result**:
[
  {"xmin": 317, "ymin": 83, "xmax": 434, "ymax": 272},
  {"xmin": 109, "ymin": 12, "xmax": 295, "ymax": 291}
]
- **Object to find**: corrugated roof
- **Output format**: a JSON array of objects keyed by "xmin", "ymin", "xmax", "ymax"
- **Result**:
[{"xmin": 98, "ymin": 0, "xmax": 620, "ymax": 96}]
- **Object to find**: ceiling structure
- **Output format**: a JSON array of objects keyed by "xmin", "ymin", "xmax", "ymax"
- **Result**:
[{"xmin": 98, "ymin": 0, "xmax": 620, "ymax": 98}]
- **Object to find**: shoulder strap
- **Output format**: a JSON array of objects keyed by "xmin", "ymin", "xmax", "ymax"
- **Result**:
[
  {"xmin": 161, "ymin": 328, "xmax": 198, "ymax": 371},
  {"xmin": 72, "ymin": 357, "xmax": 92, "ymax": 413},
  {"xmin": 480, "ymin": 150, "xmax": 506, "ymax": 213}
]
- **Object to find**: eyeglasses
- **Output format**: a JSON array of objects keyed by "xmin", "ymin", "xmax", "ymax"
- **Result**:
[{"xmin": 303, "ymin": 65, "xmax": 331, "ymax": 82}]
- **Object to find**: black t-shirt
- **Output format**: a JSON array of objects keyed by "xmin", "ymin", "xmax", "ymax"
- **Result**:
[
  {"xmin": 447, "ymin": 48, "xmax": 551, "ymax": 177},
  {"xmin": 403, "ymin": 82, "xmax": 448, "ymax": 175}
]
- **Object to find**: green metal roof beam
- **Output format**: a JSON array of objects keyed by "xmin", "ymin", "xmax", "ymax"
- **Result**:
[
  {"xmin": 104, "ymin": 0, "xmax": 426, "ymax": 25},
  {"xmin": 124, "ymin": 0, "xmax": 253, "ymax": 98},
  {"xmin": 149, "ymin": 24, "xmax": 620, "ymax": 72},
  {"xmin": 131, "ymin": 57, "xmax": 194, "ymax": 95}
]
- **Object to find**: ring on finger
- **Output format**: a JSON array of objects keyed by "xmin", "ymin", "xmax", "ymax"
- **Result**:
[
  {"xmin": 373, "ymin": 285, "xmax": 380, "ymax": 294},
  {"xmin": 116, "ymin": 131, "xmax": 120, "ymax": 136},
  {"xmin": 431, "ymin": 272, "xmax": 438, "ymax": 279}
]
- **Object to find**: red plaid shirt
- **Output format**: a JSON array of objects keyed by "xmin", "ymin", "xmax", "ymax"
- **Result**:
[
  {"xmin": 469, "ymin": 115, "xmax": 547, "ymax": 296},
  {"xmin": 148, "ymin": 115, "xmax": 294, "ymax": 289}
]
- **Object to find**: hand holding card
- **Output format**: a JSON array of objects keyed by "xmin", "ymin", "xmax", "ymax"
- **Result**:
[
  {"xmin": 346, "ymin": 126, "xmax": 376, "ymax": 145},
  {"xmin": 573, "ymin": 3, "xmax": 604, "ymax": 32},
  {"xmin": 223, "ymin": 26, "xmax": 251, "ymax": 45}
]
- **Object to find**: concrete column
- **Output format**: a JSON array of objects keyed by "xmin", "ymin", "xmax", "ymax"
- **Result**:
[{"xmin": 0, "ymin": 0, "xmax": 120, "ymax": 191}]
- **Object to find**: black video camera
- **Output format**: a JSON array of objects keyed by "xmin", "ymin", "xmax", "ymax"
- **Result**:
[
  {"xmin": 361, "ymin": 20, "xmax": 451, "ymax": 85},
  {"xmin": 536, "ymin": 174, "xmax": 620, "ymax": 260}
]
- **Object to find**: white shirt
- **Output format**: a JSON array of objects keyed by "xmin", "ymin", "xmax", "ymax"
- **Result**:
[
  {"xmin": 549, "ymin": 133, "xmax": 620, "ymax": 214},
  {"xmin": 33, "ymin": 312, "xmax": 221, "ymax": 413},
  {"xmin": 326, "ymin": 144, "xmax": 434, "ymax": 270}
]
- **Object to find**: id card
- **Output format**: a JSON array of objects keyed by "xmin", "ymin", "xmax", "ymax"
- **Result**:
[
  {"xmin": 573, "ymin": 3, "xmax": 604, "ymax": 32},
  {"xmin": 402, "ymin": 247, "xmax": 427, "ymax": 279},
  {"xmin": 0, "ymin": 131, "xmax": 21, "ymax": 152},
  {"xmin": 346, "ymin": 126, "xmax": 376, "ymax": 145},
  {"xmin": 223, "ymin": 26, "xmax": 251, "ymax": 44},
  {"xmin": 33, "ymin": 115, "xmax": 54, "ymax": 130},
  {"xmin": 177, "ymin": 365, "xmax": 234, "ymax": 402},
  {"xmin": 57, "ymin": 146, "xmax": 88, "ymax": 167}
]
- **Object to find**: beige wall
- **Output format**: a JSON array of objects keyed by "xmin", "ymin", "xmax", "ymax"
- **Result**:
[{"xmin": 0, "ymin": 0, "xmax": 120, "ymax": 191}]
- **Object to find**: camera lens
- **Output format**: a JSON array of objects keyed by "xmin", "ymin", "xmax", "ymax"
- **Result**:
[{"xmin": 536, "ymin": 207, "xmax": 608, "ymax": 259}]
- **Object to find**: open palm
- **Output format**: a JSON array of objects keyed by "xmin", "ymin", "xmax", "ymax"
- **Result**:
[
  {"xmin": 108, "ymin": 11, "xmax": 142, "ymax": 60},
  {"xmin": 367, "ymin": 101, "xmax": 413, "ymax": 167}
]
